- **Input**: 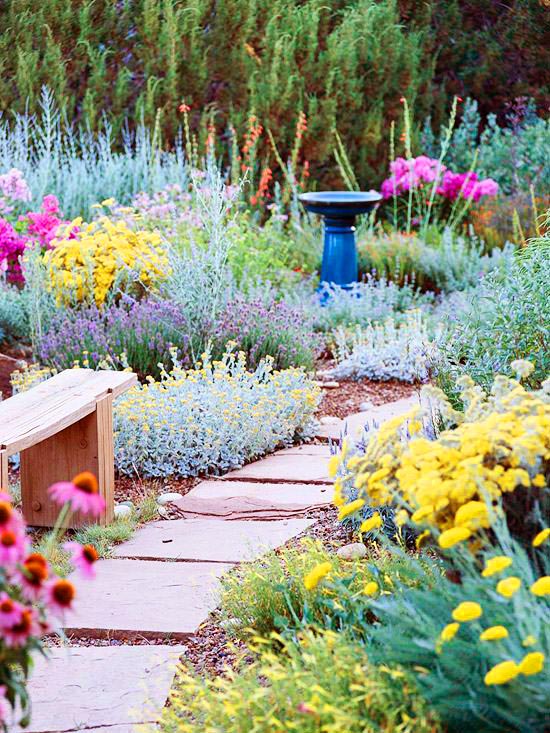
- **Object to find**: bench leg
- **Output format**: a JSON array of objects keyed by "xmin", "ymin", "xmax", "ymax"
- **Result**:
[
  {"xmin": 20, "ymin": 393, "xmax": 115, "ymax": 528},
  {"xmin": 0, "ymin": 449, "xmax": 8, "ymax": 495}
]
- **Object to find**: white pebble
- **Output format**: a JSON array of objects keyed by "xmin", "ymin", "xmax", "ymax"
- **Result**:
[{"xmin": 157, "ymin": 492, "xmax": 184, "ymax": 506}]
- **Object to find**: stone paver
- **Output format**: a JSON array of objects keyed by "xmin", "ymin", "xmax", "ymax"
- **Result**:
[
  {"xmin": 113, "ymin": 518, "xmax": 314, "ymax": 562},
  {"xmin": 173, "ymin": 479, "xmax": 331, "ymax": 519},
  {"xmin": 65, "ymin": 559, "xmax": 233, "ymax": 638},
  {"xmin": 14, "ymin": 645, "xmax": 184, "ymax": 732},
  {"xmin": 222, "ymin": 448, "xmax": 332, "ymax": 484},
  {"xmin": 316, "ymin": 395, "xmax": 420, "ymax": 441}
]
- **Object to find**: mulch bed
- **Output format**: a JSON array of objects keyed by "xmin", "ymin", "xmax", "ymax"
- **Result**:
[{"xmin": 316, "ymin": 377, "xmax": 416, "ymax": 420}]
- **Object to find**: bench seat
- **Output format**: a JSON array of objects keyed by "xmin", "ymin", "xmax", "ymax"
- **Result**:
[{"xmin": 0, "ymin": 368, "xmax": 137, "ymax": 527}]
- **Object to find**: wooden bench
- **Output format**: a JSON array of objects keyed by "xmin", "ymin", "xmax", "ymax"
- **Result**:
[{"xmin": 0, "ymin": 368, "xmax": 137, "ymax": 528}]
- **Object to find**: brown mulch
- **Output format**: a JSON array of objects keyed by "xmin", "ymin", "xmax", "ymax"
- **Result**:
[
  {"xmin": 316, "ymin": 377, "xmax": 417, "ymax": 420},
  {"xmin": 113, "ymin": 475, "xmax": 199, "ymax": 505}
]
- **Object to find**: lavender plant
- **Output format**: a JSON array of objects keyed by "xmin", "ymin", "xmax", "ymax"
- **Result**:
[{"xmin": 36, "ymin": 298, "xmax": 192, "ymax": 379}]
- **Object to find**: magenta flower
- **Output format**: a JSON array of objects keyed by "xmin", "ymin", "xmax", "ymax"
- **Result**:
[
  {"xmin": 48, "ymin": 472, "xmax": 106, "ymax": 517},
  {"xmin": 63, "ymin": 541, "xmax": 99, "ymax": 579},
  {"xmin": 41, "ymin": 194, "xmax": 60, "ymax": 215},
  {"xmin": 0, "ymin": 593, "xmax": 23, "ymax": 628}
]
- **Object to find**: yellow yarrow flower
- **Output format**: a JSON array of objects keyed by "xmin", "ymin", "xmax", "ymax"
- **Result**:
[
  {"xmin": 522, "ymin": 635, "xmax": 537, "ymax": 647},
  {"xmin": 532, "ymin": 528, "xmax": 550, "ymax": 547},
  {"xmin": 454, "ymin": 500, "xmax": 490, "ymax": 529},
  {"xmin": 530, "ymin": 576, "xmax": 550, "ymax": 596},
  {"xmin": 438, "ymin": 526, "xmax": 471, "ymax": 549},
  {"xmin": 484, "ymin": 660, "xmax": 519, "ymax": 686},
  {"xmin": 303, "ymin": 562, "xmax": 332, "ymax": 591},
  {"xmin": 518, "ymin": 652, "xmax": 545, "ymax": 676},
  {"xmin": 481, "ymin": 555, "xmax": 513, "ymax": 578},
  {"xmin": 479, "ymin": 626, "xmax": 508, "ymax": 642},
  {"xmin": 496, "ymin": 576, "xmax": 522, "ymax": 599},
  {"xmin": 452, "ymin": 601, "xmax": 482, "ymax": 622}
]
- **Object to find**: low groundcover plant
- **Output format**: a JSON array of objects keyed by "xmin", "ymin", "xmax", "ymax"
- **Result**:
[{"xmin": 114, "ymin": 348, "xmax": 321, "ymax": 478}]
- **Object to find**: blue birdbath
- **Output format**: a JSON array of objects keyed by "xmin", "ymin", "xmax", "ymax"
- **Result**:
[{"xmin": 299, "ymin": 191, "xmax": 382, "ymax": 289}]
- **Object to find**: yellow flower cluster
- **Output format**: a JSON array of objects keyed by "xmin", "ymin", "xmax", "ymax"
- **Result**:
[
  {"xmin": 45, "ymin": 216, "xmax": 168, "ymax": 304},
  {"xmin": 10, "ymin": 364, "xmax": 57, "ymax": 394},
  {"xmin": 334, "ymin": 373, "xmax": 550, "ymax": 538}
]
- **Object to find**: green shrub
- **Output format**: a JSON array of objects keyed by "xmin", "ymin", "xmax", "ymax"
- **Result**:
[
  {"xmin": 359, "ymin": 517, "xmax": 550, "ymax": 733},
  {"xmin": 434, "ymin": 231, "xmax": 550, "ymax": 403},
  {"xmin": 358, "ymin": 229, "xmax": 513, "ymax": 294},
  {"xmin": 219, "ymin": 538, "xmax": 429, "ymax": 640},
  {"xmin": 0, "ymin": 285, "xmax": 29, "ymax": 344},
  {"xmin": 0, "ymin": 0, "xmax": 431, "ymax": 187},
  {"xmin": 161, "ymin": 629, "xmax": 441, "ymax": 733}
]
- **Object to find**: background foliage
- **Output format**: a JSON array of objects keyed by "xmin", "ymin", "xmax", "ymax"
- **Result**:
[{"xmin": 1, "ymin": 0, "xmax": 547, "ymax": 186}]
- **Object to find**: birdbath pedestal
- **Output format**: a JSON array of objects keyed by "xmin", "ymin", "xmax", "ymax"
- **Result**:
[{"xmin": 299, "ymin": 191, "xmax": 381, "ymax": 289}]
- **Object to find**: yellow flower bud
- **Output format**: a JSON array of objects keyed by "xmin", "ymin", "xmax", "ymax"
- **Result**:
[
  {"xmin": 530, "ymin": 576, "xmax": 550, "ymax": 596},
  {"xmin": 440, "ymin": 622, "xmax": 460, "ymax": 642},
  {"xmin": 484, "ymin": 660, "xmax": 519, "ymax": 686},
  {"xmin": 438, "ymin": 526, "xmax": 471, "ymax": 549},
  {"xmin": 518, "ymin": 652, "xmax": 545, "ymax": 676},
  {"xmin": 363, "ymin": 581, "xmax": 379, "ymax": 596},
  {"xmin": 496, "ymin": 576, "xmax": 522, "ymax": 599},
  {"xmin": 481, "ymin": 555, "xmax": 513, "ymax": 578},
  {"xmin": 479, "ymin": 625, "xmax": 508, "ymax": 641},
  {"xmin": 452, "ymin": 601, "xmax": 482, "ymax": 622}
]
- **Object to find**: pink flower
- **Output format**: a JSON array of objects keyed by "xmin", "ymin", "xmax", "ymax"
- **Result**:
[
  {"xmin": 0, "ymin": 217, "xmax": 26, "ymax": 283},
  {"xmin": 0, "ymin": 593, "xmax": 23, "ymax": 628},
  {"xmin": 17, "ymin": 553, "xmax": 50, "ymax": 601},
  {"xmin": 46, "ymin": 579, "xmax": 76, "ymax": 618},
  {"xmin": 41, "ymin": 194, "xmax": 60, "ymax": 215},
  {"xmin": 63, "ymin": 541, "xmax": 99, "ymax": 579},
  {"xmin": 48, "ymin": 472, "xmax": 105, "ymax": 517},
  {"xmin": 0, "ymin": 525, "xmax": 28, "ymax": 566},
  {"xmin": 2, "ymin": 607, "xmax": 38, "ymax": 647}
]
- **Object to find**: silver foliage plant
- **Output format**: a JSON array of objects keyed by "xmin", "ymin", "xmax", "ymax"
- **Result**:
[
  {"xmin": 328, "ymin": 310, "xmax": 436, "ymax": 383},
  {"xmin": 0, "ymin": 87, "xmax": 189, "ymax": 219},
  {"xmin": 113, "ymin": 350, "xmax": 320, "ymax": 478}
]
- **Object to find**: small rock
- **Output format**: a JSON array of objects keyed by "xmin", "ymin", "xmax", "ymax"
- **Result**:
[
  {"xmin": 157, "ymin": 492, "xmax": 185, "ymax": 506},
  {"xmin": 336, "ymin": 542, "xmax": 367, "ymax": 560},
  {"xmin": 313, "ymin": 380, "xmax": 340, "ymax": 389},
  {"xmin": 319, "ymin": 416, "xmax": 342, "ymax": 425},
  {"xmin": 157, "ymin": 505, "xmax": 169, "ymax": 518},
  {"xmin": 114, "ymin": 504, "xmax": 133, "ymax": 520},
  {"xmin": 359, "ymin": 401, "xmax": 374, "ymax": 412},
  {"xmin": 119, "ymin": 500, "xmax": 135, "ymax": 509}
]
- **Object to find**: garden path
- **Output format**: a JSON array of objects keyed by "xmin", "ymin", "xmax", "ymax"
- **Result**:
[{"xmin": 18, "ymin": 396, "xmax": 418, "ymax": 733}]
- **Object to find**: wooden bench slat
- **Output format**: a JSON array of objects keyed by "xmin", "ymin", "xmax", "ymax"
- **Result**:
[{"xmin": 0, "ymin": 369, "xmax": 137, "ymax": 455}]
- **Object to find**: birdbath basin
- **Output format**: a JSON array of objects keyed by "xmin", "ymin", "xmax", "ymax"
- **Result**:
[{"xmin": 299, "ymin": 191, "xmax": 381, "ymax": 289}]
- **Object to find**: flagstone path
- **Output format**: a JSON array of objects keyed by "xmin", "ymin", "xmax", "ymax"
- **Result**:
[{"xmin": 20, "ymin": 397, "xmax": 416, "ymax": 733}]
